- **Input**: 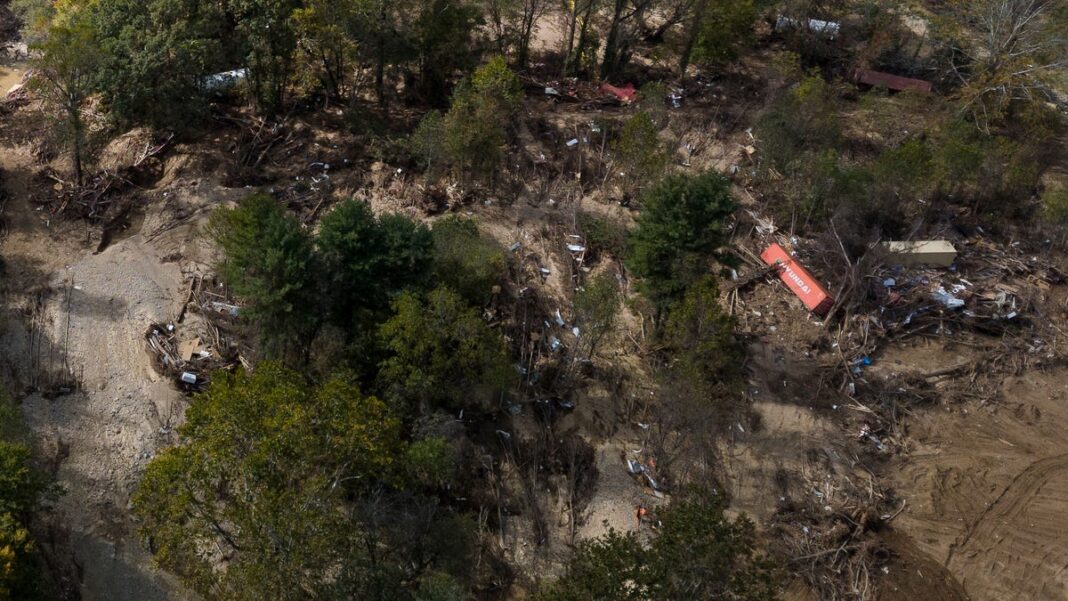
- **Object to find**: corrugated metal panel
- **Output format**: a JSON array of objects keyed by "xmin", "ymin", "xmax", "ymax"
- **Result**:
[
  {"xmin": 761, "ymin": 243, "xmax": 835, "ymax": 317},
  {"xmin": 854, "ymin": 69, "xmax": 932, "ymax": 94}
]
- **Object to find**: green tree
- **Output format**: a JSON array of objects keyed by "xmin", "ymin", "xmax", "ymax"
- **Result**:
[
  {"xmin": 317, "ymin": 200, "xmax": 434, "ymax": 353},
  {"xmin": 682, "ymin": 0, "xmax": 756, "ymax": 73},
  {"xmin": 132, "ymin": 364, "xmax": 404, "ymax": 599},
  {"xmin": 30, "ymin": 14, "xmax": 102, "ymax": 184},
  {"xmin": 560, "ymin": 0, "xmax": 600, "ymax": 77},
  {"xmin": 412, "ymin": 110, "xmax": 447, "ymax": 174},
  {"xmin": 533, "ymin": 530, "xmax": 644, "ymax": 601},
  {"xmin": 293, "ymin": 0, "xmax": 362, "ymax": 99},
  {"xmin": 230, "ymin": 0, "xmax": 302, "ymax": 114},
  {"xmin": 946, "ymin": 0, "xmax": 1068, "ymax": 131},
  {"xmin": 208, "ymin": 193, "xmax": 319, "ymax": 358},
  {"xmin": 415, "ymin": 571, "xmax": 470, "ymax": 601},
  {"xmin": 573, "ymin": 272, "xmax": 620, "ymax": 359},
  {"xmin": 411, "ymin": 0, "xmax": 484, "ymax": 105},
  {"xmin": 662, "ymin": 276, "xmax": 743, "ymax": 395},
  {"xmin": 378, "ymin": 287, "xmax": 513, "ymax": 413},
  {"xmin": 626, "ymin": 172, "xmax": 736, "ymax": 321},
  {"xmin": 535, "ymin": 489, "xmax": 779, "ymax": 600},
  {"xmin": 350, "ymin": 0, "xmax": 416, "ymax": 106},
  {"xmin": 430, "ymin": 217, "xmax": 508, "ymax": 306},
  {"xmin": 0, "ymin": 391, "xmax": 54, "ymax": 601},
  {"xmin": 644, "ymin": 491, "xmax": 779, "ymax": 600},
  {"xmin": 438, "ymin": 56, "xmax": 523, "ymax": 181},
  {"xmin": 601, "ymin": 0, "xmax": 656, "ymax": 81},
  {"xmin": 89, "ymin": 0, "xmax": 224, "ymax": 130},
  {"xmin": 10, "ymin": 0, "xmax": 54, "ymax": 44},
  {"xmin": 613, "ymin": 112, "xmax": 668, "ymax": 195},
  {"xmin": 482, "ymin": 0, "xmax": 551, "ymax": 68}
]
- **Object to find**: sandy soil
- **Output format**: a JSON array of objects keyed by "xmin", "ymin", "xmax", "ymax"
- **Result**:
[
  {"xmin": 0, "ymin": 62, "xmax": 21, "ymax": 96},
  {"xmin": 884, "ymin": 344, "xmax": 1068, "ymax": 601},
  {"xmin": 0, "ymin": 135, "xmax": 222, "ymax": 599}
]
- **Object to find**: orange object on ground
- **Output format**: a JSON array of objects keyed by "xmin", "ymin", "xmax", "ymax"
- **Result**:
[
  {"xmin": 853, "ymin": 69, "xmax": 932, "ymax": 94},
  {"xmin": 761, "ymin": 243, "xmax": 835, "ymax": 317},
  {"xmin": 636, "ymin": 505, "xmax": 649, "ymax": 527},
  {"xmin": 599, "ymin": 82, "xmax": 637, "ymax": 103}
]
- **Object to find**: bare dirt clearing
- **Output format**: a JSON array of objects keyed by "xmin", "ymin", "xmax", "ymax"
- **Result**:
[
  {"xmin": 0, "ymin": 137, "xmax": 231, "ymax": 598},
  {"xmin": 887, "ymin": 356, "xmax": 1068, "ymax": 601}
]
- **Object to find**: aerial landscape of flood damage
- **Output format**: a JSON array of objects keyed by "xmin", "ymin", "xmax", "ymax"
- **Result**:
[{"xmin": 0, "ymin": 0, "xmax": 1066, "ymax": 599}]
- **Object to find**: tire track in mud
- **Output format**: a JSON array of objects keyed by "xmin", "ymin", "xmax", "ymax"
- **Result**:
[{"xmin": 947, "ymin": 453, "xmax": 1068, "ymax": 600}]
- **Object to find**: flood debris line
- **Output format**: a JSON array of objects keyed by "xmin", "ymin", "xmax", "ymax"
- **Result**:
[
  {"xmin": 143, "ymin": 275, "xmax": 249, "ymax": 393},
  {"xmin": 729, "ymin": 210, "xmax": 1068, "ymax": 599},
  {"xmin": 769, "ymin": 457, "xmax": 894, "ymax": 601},
  {"xmin": 522, "ymin": 75, "xmax": 640, "ymax": 108},
  {"xmin": 775, "ymin": 15, "xmax": 841, "ymax": 38},
  {"xmin": 33, "ymin": 134, "xmax": 174, "ymax": 221}
]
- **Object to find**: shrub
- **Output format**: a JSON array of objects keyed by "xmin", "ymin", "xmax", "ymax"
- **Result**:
[
  {"xmin": 613, "ymin": 112, "xmax": 669, "ymax": 195},
  {"xmin": 431, "ymin": 217, "xmax": 507, "ymax": 305},
  {"xmin": 576, "ymin": 212, "xmax": 628, "ymax": 260},
  {"xmin": 1042, "ymin": 185, "xmax": 1068, "ymax": 226}
]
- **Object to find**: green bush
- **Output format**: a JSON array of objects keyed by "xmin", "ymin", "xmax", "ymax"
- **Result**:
[
  {"xmin": 576, "ymin": 212, "xmax": 628, "ymax": 260},
  {"xmin": 1041, "ymin": 185, "xmax": 1068, "ymax": 226},
  {"xmin": 613, "ymin": 112, "xmax": 669, "ymax": 195},
  {"xmin": 756, "ymin": 74, "xmax": 842, "ymax": 174},
  {"xmin": 430, "ymin": 217, "xmax": 507, "ymax": 306}
]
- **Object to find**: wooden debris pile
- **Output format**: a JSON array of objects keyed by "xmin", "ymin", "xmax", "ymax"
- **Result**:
[
  {"xmin": 769, "ymin": 452, "xmax": 899, "ymax": 601},
  {"xmin": 144, "ymin": 274, "xmax": 249, "ymax": 394},
  {"xmin": 33, "ymin": 134, "xmax": 173, "ymax": 221}
]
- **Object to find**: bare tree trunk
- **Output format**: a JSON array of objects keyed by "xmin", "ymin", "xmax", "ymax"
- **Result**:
[
  {"xmin": 601, "ymin": 0, "xmax": 627, "ymax": 79},
  {"xmin": 70, "ymin": 109, "xmax": 83, "ymax": 185},
  {"xmin": 678, "ymin": 0, "xmax": 707, "ymax": 75},
  {"xmin": 570, "ymin": 0, "xmax": 597, "ymax": 76},
  {"xmin": 375, "ymin": 3, "xmax": 388, "ymax": 106},
  {"xmin": 562, "ymin": 1, "xmax": 579, "ymax": 74}
]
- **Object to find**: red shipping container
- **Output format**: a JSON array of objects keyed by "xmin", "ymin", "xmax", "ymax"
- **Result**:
[
  {"xmin": 853, "ymin": 69, "xmax": 932, "ymax": 94},
  {"xmin": 761, "ymin": 243, "xmax": 835, "ymax": 317}
]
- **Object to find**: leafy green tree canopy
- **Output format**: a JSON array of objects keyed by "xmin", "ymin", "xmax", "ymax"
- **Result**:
[
  {"xmin": 430, "ymin": 216, "xmax": 507, "ymax": 306},
  {"xmin": 534, "ymin": 489, "xmax": 779, "ymax": 601},
  {"xmin": 317, "ymin": 200, "xmax": 434, "ymax": 330},
  {"xmin": 0, "ymin": 390, "xmax": 55, "ymax": 601},
  {"xmin": 378, "ymin": 287, "xmax": 513, "ymax": 413},
  {"xmin": 132, "ymin": 363, "xmax": 403, "ymax": 599},
  {"xmin": 208, "ymin": 193, "xmax": 319, "ymax": 356},
  {"xmin": 627, "ymin": 171, "xmax": 737, "ymax": 318},
  {"xmin": 90, "ymin": 0, "xmax": 224, "ymax": 129}
]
